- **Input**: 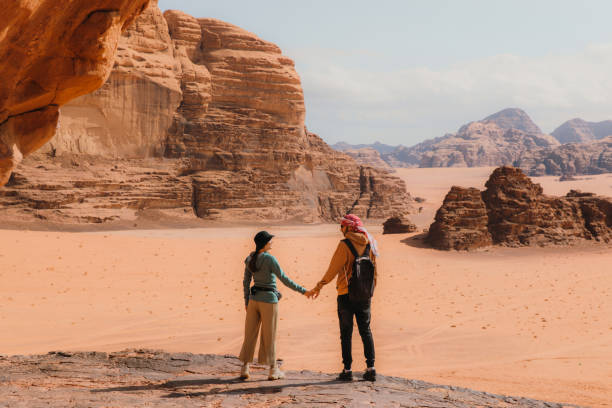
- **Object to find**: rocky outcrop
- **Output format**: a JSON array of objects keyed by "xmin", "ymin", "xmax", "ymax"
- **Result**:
[
  {"xmin": 515, "ymin": 136, "xmax": 612, "ymax": 176},
  {"xmin": 0, "ymin": 0, "xmax": 150, "ymax": 185},
  {"xmin": 426, "ymin": 187, "xmax": 492, "ymax": 250},
  {"xmin": 0, "ymin": 155, "xmax": 194, "ymax": 227},
  {"xmin": 342, "ymin": 147, "xmax": 394, "ymax": 171},
  {"xmin": 2, "ymin": 3, "xmax": 411, "ymax": 224},
  {"xmin": 551, "ymin": 118, "xmax": 612, "ymax": 143},
  {"xmin": 482, "ymin": 167, "xmax": 591, "ymax": 246},
  {"xmin": 0, "ymin": 349, "xmax": 578, "ymax": 407},
  {"xmin": 481, "ymin": 107, "xmax": 542, "ymax": 134},
  {"xmin": 427, "ymin": 167, "xmax": 612, "ymax": 250},
  {"xmin": 382, "ymin": 216, "xmax": 417, "ymax": 234}
]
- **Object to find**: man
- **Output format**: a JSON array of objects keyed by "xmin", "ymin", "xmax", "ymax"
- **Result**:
[{"xmin": 311, "ymin": 214, "xmax": 378, "ymax": 381}]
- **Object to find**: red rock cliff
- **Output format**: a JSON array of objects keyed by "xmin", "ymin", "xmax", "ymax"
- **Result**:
[
  {"xmin": 1, "ymin": 3, "xmax": 411, "ymax": 224},
  {"xmin": 0, "ymin": 0, "xmax": 150, "ymax": 185}
]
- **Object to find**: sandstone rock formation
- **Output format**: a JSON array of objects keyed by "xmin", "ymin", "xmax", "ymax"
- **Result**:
[
  {"xmin": 0, "ymin": 155, "xmax": 194, "ymax": 227},
  {"xmin": 426, "ymin": 187, "xmax": 492, "ymax": 250},
  {"xmin": 48, "ymin": 0, "xmax": 182, "ymax": 158},
  {"xmin": 382, "ymin": 216, "xmax": 418, "ymax": 234},
  {"xmin": 515, "ymin": 136, "xmax": 612, "ymax": 176},
  {"xmin": 482, "ymin": 167, "xmax": 590, "ymax": 246},
  {"xmin": 0, "ymin": 349, "xmax": 578, "ymax": 407},
  {"xmin": 427, "ymin": 166, "xmax": 612, "ymax": 250},
  {"xmin": 2, "ymin": 2, "xmax": 411, "ymax": 224},
  {"xmin": 551, "ymin": 118, "xmax": 612, "ymax": 143},
  {"xmin": 342, "ymin": 147, "xmax": 394, "ymax": 171},
  {"xmin": 0, "ymin": 0, "xmax": 150, "ymax": 185}
]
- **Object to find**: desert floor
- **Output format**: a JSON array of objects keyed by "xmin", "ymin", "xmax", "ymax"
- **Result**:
[{"xmin": 1, "ymin": 168, "xmax": 611, "ymax": 407}]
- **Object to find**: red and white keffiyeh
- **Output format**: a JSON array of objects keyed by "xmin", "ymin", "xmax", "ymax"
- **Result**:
[{"xmin": 340, "ymin": 214, "xmax": 379, "ymax": 256}]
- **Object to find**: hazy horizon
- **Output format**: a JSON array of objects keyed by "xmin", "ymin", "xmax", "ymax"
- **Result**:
[{"xmin": 158, "ymin": 0, "xmax": 612, "ymax": 146}]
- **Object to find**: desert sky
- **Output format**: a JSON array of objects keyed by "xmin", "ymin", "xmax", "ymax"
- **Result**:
[{"xmin": 1, "ymin": 168, "xmax": 610, "ymax": 407}]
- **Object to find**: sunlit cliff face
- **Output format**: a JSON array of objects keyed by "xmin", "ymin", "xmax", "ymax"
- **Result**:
[{"xmin": 0, "ymin": 0, "xmax": 151, "ymax": 186}]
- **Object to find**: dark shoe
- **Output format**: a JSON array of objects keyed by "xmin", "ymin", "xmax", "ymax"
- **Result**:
[
  {"xmin": 363, "ymin": 368, "xmax": 376, "ymax": 382},
  {"xmin": 336, "ymin": 369, "xmax": 353, "ymax": 381}
]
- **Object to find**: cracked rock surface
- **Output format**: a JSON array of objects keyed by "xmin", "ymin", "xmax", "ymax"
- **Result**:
[{"xmin": 0, "ymin": 349, "xmax": 580, "ymax": 407}]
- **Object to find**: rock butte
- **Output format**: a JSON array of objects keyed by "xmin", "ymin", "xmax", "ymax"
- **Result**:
[
  {"xmin": 0, "ymin": 1, "xmax": 411, "ymax": 224},
  {"xmin": 0, "ymin": 0, "xmax": 151, "ymax": 186},
  {"xmin": 427, "ymin": 166, "xmax": 612, "ymax": 250}
]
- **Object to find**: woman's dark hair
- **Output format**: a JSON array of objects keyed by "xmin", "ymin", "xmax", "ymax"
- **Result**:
[{"xmin": 248, "ymin": 249, "xmax": 261, "ymax": 272}]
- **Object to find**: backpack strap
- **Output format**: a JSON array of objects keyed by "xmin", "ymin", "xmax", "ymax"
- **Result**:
[
  {"xmin": 342, "ymin": 239, "xmax": 359, "ymax": 258},
  {"xmin": 343, "ymin": 240, "xmax": 371, "ymax": 258}
]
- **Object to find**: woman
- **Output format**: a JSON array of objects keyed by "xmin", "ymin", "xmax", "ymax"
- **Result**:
[{"xmin": 239, "ymin": 230, "xmax": 313, "ymax": 380}]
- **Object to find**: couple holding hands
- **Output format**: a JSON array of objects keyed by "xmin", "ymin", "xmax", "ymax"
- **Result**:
[{"xmin": 239, "ymin": 214, "xmax": 378, "ymax": 382}]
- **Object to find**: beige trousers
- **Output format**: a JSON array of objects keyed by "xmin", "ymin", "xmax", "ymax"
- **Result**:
[{"xmin": 239, "ymin": 300, "xmax": 278, "ymax": 366}]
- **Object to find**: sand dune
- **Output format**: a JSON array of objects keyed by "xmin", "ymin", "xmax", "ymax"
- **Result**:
[{"xmin": 1, "ymin": 168, "xmax": 611, "ymax": 407}]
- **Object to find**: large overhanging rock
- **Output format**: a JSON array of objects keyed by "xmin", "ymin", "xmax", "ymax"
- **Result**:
[{"xmin": 0, "ymin": 0, "xmax": 150, "ymax": 185}]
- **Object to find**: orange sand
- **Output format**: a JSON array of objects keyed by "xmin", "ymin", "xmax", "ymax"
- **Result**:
[{"xmin": 1, "ymin": 168, "xmax": 611, "ymax": 407}]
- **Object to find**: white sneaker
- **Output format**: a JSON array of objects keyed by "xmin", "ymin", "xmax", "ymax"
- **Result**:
[
  {"xmin": 268, "ymin": 366, "xmax": 285, "ymax": 380},
  {"xmin": 240, "ymin": 363, "xmax": 250, "ymax": 380}
]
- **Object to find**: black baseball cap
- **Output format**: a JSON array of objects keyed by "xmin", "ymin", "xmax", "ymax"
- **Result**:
[{"xmin": 254, "ymin": 231, "xmax": 274, "ymax": 249}]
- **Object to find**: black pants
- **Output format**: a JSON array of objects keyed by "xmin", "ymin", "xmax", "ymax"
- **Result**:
[{"xmin": 337, "ymin": 294, "xmax": 375, "ymax": 370}]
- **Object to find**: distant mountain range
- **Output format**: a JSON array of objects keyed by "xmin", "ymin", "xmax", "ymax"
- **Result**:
[
  {"xmin": 331, "ymin": 141, "xmax": 397, "ymax": 155},
  {"xmin": 551, "ymin": 118, "xmax": 612, "ymax": 143},
  {"xmin": 334, "ymin": 108, "xmax": 612, "ymax": 175}
]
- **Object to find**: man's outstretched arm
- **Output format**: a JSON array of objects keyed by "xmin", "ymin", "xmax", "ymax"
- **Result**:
[{"xmin": 311, "ymin": 242, "xmax": 348, "ymax": 298}]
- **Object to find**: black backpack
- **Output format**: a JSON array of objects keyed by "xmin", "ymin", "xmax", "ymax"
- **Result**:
[{"xmin": 343, "ymin": 239, "xmax": 375, "ymax": 302}]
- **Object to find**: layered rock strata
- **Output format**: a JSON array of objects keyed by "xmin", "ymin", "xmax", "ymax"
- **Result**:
[
  {"xmin": 427, "ymin": 166, "xmax": 612, "ymax": 249},
  {"xmin": 0, "ymin": 0, "xmax": 150, "ymax": 185},
  {"xmin": 3, "ymin": 3, "xmax": 411, "ymax": 224},
  {"xmin": 426, "ymin": 187, "xmax": 492, "ymax": 250},
  {"xmin": 482, "ymin": 167, "xmax": 612, "ymax": 246},
  {"xmin": 382, "ymin": 216, "xmax": 418, "ymax": 234},
  {"xmin": 0, "ymin": 155, "xmax": 193, "ymax": 226}
]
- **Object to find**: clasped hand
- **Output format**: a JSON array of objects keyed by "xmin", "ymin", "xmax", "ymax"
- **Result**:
[{"xmin": 304, "ymin": 288, "xmax": 320, "ymax": 299}]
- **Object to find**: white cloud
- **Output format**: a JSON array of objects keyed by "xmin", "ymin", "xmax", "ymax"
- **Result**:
[{"xmin": 291, "ymin": 43, "xmax": 612, "ymax": 145}]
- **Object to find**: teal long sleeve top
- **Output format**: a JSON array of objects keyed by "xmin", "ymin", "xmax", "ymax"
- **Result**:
[{"xmin": 243, "ymin": 252, "xmax": 306, "ymax": 306}]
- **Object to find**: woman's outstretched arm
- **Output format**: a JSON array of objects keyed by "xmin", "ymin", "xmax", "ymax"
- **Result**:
[{"xmin": 267, "ymin": 255, "xmax": 306, "ymax": 294}]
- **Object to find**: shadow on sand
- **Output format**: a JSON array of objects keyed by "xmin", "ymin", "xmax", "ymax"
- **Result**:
[
  {"xmin": 92, "ymin": 377, "xmax": 341, "ymax": 398},
  {"xmin": 400, "ymin": 232, "xmax": 430, "ymax": 249}
]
